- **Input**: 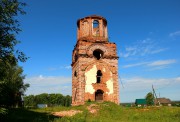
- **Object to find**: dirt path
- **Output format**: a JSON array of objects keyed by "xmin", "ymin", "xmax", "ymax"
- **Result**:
[{"xmin": 52, "ymin": 104, "xmax": 99, "ymax": 117}]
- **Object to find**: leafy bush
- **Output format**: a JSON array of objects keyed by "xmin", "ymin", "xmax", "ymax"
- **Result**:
[{"xmin": 0, "ymin": 107, "xmax": 8, "ymax": 121}]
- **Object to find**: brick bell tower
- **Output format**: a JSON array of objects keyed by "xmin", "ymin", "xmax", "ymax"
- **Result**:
[{"xmin": 71, "ymin": 15, "xmax": 119, "ymax": 106}]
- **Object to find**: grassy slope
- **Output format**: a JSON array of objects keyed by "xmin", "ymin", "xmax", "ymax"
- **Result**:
[{"xmin": 6, "ymin": 102, "xmax": 180, "ymax": 122}]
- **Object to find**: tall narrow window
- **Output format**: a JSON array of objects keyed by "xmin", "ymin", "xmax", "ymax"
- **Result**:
[
  {"xmin": 74, "ymin": 71, "xmax": 77, "ymax": 77},
  {"xmin": 93, "ymin": 20, "xmax": 99, "ymax": 28},
  {"xmin": 96, "ymin": 70, "xmax": 102, "ymax": 83},
  {"xmin": 93, "ymin": 20, "xmax": 100, "ymax": 36}
]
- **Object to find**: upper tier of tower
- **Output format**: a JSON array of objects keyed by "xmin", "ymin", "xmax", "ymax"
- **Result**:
[{"xmin": 77, "ymin": 15, "xmax": 108, "ymax": 42}]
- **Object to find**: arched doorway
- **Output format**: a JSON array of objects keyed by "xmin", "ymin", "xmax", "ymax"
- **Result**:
[{"xmin": 95, "ymin": 90, "xmax": 104, "ymax": 101}]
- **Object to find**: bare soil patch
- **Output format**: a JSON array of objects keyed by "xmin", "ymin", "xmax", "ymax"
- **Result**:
[
  {"xmin": 52, "ymin": 110, "xmax": 82, "ymax": 117},
  {"xmin": 87, "ymin": 104, "xmax": 99, "ymax": 114}
]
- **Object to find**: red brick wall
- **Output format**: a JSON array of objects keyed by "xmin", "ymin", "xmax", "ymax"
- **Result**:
[{"xmin": 72, "ymin": 15, "xmax": 119, "ymax": 106}]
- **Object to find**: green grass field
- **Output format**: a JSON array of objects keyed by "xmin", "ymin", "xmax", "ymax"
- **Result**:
[{"xmin": 4, "ymin": 102, "xmax": 180, "ymax": 122}]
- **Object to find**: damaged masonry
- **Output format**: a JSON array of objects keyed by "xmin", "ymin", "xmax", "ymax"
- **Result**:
[{"xmin": 71, "ymin": 15, "xmax": 120, "ymax": 106}]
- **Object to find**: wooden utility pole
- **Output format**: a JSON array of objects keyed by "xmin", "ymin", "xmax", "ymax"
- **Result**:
[{"xmin": 152, "ymin": 85, "xmax": 160, "ymax": 106}]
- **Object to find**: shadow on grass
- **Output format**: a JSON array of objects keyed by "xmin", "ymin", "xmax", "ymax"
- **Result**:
[{"xmin": 3, "ymin": 108, "xmax": 59, "ymax": 122}]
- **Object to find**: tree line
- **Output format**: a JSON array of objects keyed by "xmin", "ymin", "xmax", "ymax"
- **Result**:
[{"xmin": 24, "ymin": 93, "xmax": 72, "ymax": 107}]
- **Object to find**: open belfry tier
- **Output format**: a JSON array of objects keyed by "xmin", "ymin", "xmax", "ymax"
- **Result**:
[{"xmin": 71, "ymin": 15, "xmax": 119, "ymax": 106}]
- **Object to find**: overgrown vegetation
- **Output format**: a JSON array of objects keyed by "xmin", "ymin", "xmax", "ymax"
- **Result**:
[
  {"xmin": 4, "ymin": 102, "xmax": 180, "ymax": 122},
  {"xmin": 24, "ymin": 93, "xmax": 72, "ymax": 108},
  {"xmin": 145, "ymin": 92, "xmax": 154, "ymax": 105},
  {"xmin": 0, "ymin": 0, "xmax": 28, "ymax": 120}
]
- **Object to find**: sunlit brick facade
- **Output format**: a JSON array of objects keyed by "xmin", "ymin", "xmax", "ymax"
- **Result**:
[{"xmin": 71, "ymin": 15, "xmax": 119, "ymax": 106}]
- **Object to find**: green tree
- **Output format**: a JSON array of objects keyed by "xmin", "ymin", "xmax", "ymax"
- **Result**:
[
  {"xmin": 35, "ymin": 93, "xmax": 49, "ymax": 104},
  {"xmin": 23, "ymin": 95, "xmax": 36, "ymax": 107},
  {"xmin": 55, "ymin": 94, "xmax": 64, "ymax": 106},
  {"xmin": 0, "ymin": 0, "xmax": 27, "ymax": 62},
  {"xmin": 145, "ymin": 92, "xmax": 154, "ymax": 106},
  {"xmin": 0, "ymin": 60, "xmax": 29, "ymax": 107},
  {"xmin": 24, "ymin": 93, "xmax": 72, "ymax": 107},
  {"xmin": 0, "ymin": 0, "xmax": 28, "ymax": 109},
  {"xmin": 64, "ymin": 95, "xmax": 71, "ymax": 107}
]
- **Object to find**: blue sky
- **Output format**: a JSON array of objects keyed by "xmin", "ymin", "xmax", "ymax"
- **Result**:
[{"xmin": 17, "ymin": 0, "xmax": 180, "ymax": 103}]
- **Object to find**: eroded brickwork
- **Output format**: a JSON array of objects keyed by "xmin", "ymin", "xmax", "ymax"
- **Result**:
[{"xmin": 72, "ymin": 15, "xmax": 119, "ymax": 106}]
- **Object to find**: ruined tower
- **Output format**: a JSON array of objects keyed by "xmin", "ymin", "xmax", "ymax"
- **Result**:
[{"xmin": 71, "ymin": 15, "xmax": 119, "ymax": 106}]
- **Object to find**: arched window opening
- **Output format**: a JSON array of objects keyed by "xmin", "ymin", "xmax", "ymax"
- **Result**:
[
  {"xmin": 74, "ymin": 71, "xmax": 77, "ymax": 77},
  {"xmin": 93, "ymin": 49, "xmax": 103, "ymax": 60},
  {"xmin": 93, "ymin": 20, "xmax": 99, "ymax": 28},
  {"xmin": 96, "ymin": 70, "xmax": 102, "ymax": 83},
  {"xmin": 95, "ymin": 89, "xmax": 104, "ymax": 101}
]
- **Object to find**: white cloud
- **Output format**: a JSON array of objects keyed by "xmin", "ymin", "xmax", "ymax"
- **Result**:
[
  {"xmin": 122, "ymin": 59, "xmax": 177, "ymax": 69},
  {"xmin": 147, "ymin": 65, "xmax": 169, "ymax": 71},
  {"xmin": 141, "ymin": 38, "xmax": 151, "ymax": 43},
  {"xmin": 150, "ymin": 48, "xmax": 168, "ymax": 54},
  {"xmin": 120, "ymin": 76, "xmax": 180, "ymax": 92},
  {"xmin": 147, "ymin": 59, "xmax": 177, "ymax": 66},
  {"xmin": 169, "ymin": 31, "xmax": 180, "ymax": 37},
  {"xmin": 65, "ymin": 66, "xmax": 71, "ymax": 69},
  {"xmin": 24, "ymin": 75, "xmax": 72, "ymax": 95},
  {"xmin": 126, "ymin": 47, "xmax": 137, "ymax": 51},
  {"xmin": 123, "ymin": 62, "xmax": 148, "ymax": 68},
  {"xmin": 120, "ymin": 76, "xmax": 180, "ymax": 102},
  {"xmin": 120, "ymin": 38, "xmax": 167, "ymax": 58},
  {"xmin": 47, "ymin": 65, "xmax": 71, "ymax": 71}
]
